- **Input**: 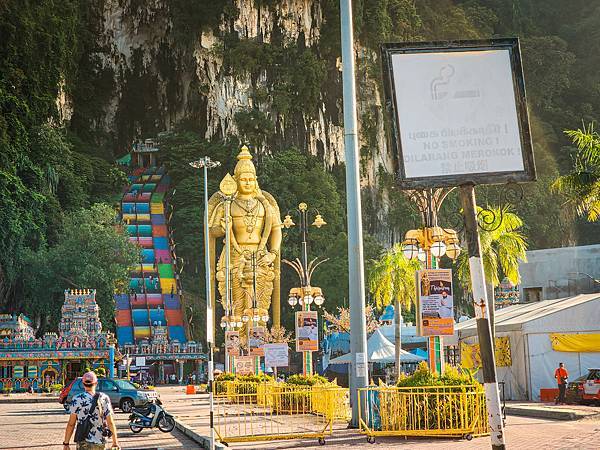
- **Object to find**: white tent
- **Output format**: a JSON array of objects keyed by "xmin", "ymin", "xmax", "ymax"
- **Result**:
[
  {"xmin": 329, "ymin": 328, "xmax": 426, "ymax": 364},
  {"xmin": 453, "ymin": 294, "xmax": 600, "ymax": 401}
]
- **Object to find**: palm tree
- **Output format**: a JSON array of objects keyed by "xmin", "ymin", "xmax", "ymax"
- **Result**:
[
  {"xmin": 368, "ymin": 244, "xmax": 421, "ymax": 378},
  {"xmin": 455, "ymin": 206, "xmax": 528, "ymax": 336},
  {"xmin": 553, "ymin": 123, "xmax": 600, "ymax": 222}
]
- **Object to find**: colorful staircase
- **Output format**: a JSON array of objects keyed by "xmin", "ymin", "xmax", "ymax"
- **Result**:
[{"xmin": 115, "ymin": 167, "xmax": 187, "ymax": 345}]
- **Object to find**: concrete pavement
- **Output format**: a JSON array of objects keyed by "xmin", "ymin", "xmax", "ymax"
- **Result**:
[
  {"xmin": 0, "ymin": 398, "xmax": 201, "ymax": 449},
  {"xmin": 156, "ymin": 386, "xmax": 600, "ymax": 450}
]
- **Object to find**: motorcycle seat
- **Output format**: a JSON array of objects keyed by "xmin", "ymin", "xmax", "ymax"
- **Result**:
[{"xmin": 133, "ymin": 406, "xmax": 152, "ymax": 416}]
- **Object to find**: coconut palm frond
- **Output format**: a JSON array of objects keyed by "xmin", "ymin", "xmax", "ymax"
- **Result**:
[
  {"xmin": 555, "ymin": 124, "xmax": 600, "ymax": 222},
  {"xmin": 368, "ymin": 244, "xmax": 420, "ymax": 311}
]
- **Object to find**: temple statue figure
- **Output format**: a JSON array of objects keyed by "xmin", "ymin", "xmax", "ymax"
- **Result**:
[{"xmin": 208, "ymin": 146, "xmax": 282, "ymax": 345}]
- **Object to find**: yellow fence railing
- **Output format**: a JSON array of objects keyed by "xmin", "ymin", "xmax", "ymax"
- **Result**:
[
  {"xmin": 213, "ymin": 381, "xmax": 349, "ymax": 445},
  {"xmin": 358, "ymin": 385, "xmax": 489, "ymax": 443}
]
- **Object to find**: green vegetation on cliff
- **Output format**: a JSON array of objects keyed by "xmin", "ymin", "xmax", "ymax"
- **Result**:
[{"xmin": 2, "ymin": 0, "xmax": 600, "ymax": 333}]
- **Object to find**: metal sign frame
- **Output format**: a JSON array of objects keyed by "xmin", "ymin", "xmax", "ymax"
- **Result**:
[{"xmin": 381, "ymin": 38, "xmax": 536, "ymax": 189}]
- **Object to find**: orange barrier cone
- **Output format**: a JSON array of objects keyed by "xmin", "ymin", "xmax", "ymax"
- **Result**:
[{"xmin": 186, "ymin": 384, "xmax": 195, "ymax": 395}]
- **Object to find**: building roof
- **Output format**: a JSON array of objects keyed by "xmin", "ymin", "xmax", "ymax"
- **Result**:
[{"xmin": 456, "ymin": 294, "xmax": 600, "ymax": 336}]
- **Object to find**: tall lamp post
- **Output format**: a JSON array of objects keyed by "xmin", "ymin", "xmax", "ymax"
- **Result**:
[
  {"xmin": 401, "ymin": 188, "xmax": 461, "ymax": 373},
  {"xmin": 189, "ymin": 156, "xmax": 220, "ymax": 450},
  {"xmin": 283, "ymin": 202, "xmax": 327, "ymax": 376}
]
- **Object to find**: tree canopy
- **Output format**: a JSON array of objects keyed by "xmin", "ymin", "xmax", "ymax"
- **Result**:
[{"xmin": 20, "ymin": 203, "xmax": 139, "ymax": 333}]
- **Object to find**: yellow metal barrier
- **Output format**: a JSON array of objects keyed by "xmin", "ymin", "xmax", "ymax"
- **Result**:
[
  {"xmin": 213, "ymin": 384, "xmax": 349, "ymax": 445},
  {"xmin": 358, "ymin": 385, "xmax": 488, "ymax": 443}
]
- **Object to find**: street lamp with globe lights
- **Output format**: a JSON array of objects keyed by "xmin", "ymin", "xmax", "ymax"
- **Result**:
[{"xmin": 282, "ymin": 202, "xmax": 328, "ymax": 376}]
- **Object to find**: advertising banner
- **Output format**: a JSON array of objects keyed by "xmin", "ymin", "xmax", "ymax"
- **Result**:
[
  {"xmin": 248, "ymin": 326, "xmax": 265, "ymax": 357},
  {"xmin": 263, "ymin": 343, "xmax": 289, "ymax": 368},
  {"xmin": 417, "ymin": 269, "xmax": 454, "ymax": 336},
  {"xmin": 295, "ymin": 311, "xmax": 318, "ymax": 352},
  {"xmin": 234, "ymin": 355, "xmax": 255, "ymax": 376},
  {"xmin": 225, "ymin": 330, "xmax": 240, "ymax": 357}
]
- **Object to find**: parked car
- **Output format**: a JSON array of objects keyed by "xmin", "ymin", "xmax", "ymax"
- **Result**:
[
  {"xmin": 582, "ymin": 368, "xmax": 600, "ymax": 405},
  {"xmin": 60, "ymin": 377, "xmax": 158, "ymax": 413},
  {"xmin": 565, "ymin": 374, "xmax": 587, "ymax": 404}
]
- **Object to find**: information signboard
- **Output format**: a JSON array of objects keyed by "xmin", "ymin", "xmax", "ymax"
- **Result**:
[
  {"xmin": 416, "ymin": 269, "xmax": 454, "ymax": 336},
  {"xmin": 234, "ymin": 356, "xmax": 255, "ymax": 376},
  {"xmin": 295, "ymin": 311, "xmax": 318, "ymax": 352},
  {"xmin": 381, "ymin": 38, "xmax": 535, "ymax": 188},
  {"xmin": 225, "ymin": 330, "xmax": 240, "ymax": 356},
  {"xmin": 248, "ymin": 327, "xmax": 265, "ymax": 357},
  {"xmin": 263, "ymin": 343, "xmax": 289, "ymax": 368}
]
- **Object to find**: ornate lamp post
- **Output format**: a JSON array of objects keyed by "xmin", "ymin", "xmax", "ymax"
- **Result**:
[
  {"xmin": 401, "ymin": 189, "xmax": 461, "ymax": 374},
  {"xmin": 283, "ymin": 203, "xmax": 327, "ymax": 376}
]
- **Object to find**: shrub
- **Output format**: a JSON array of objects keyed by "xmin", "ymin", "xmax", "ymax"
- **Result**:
[
  {"xmin": 286, "ymin": 374, "xmax": 329, "ymax": 386},
  {"xmin": 396, "ymin": 362, "xmax": 480, "ymax": 389},
  {"xmin": 50, "ymin": 383, "xmax": 64, "ymax": 392},
  {"xmin": 396, "ymin": 361, "xmax": 441, "ymax": 387},
  {"xmin": 215, "ymin": 372, "xmax": 235, "ymax": 382}
]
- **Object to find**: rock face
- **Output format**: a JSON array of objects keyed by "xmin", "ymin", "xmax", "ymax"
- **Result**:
[{"xmin": 76, "ymin": 0, "xmax": 394, "ymax": 178}]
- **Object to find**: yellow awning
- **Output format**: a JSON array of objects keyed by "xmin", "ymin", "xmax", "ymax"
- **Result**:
[{"xmin": 550, "ymin": 333, "xmax": 600, "ymax": 352}]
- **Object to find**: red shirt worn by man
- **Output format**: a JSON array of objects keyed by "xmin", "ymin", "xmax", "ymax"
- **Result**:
[{"xmin": 555, "ymin": 366, "xmax": 568, "ymax": 384}]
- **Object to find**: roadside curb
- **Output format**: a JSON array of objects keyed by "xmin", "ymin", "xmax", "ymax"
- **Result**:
[
  {"xmin": 505, "ymin": 405, "xmax": 600, "ymax": 421},
  {"xmin": 174, "ymin": 417, "xmax": 226, "ymax": 450},
  {"xmin": 0, "ymin": 397, "xmax": 58, "ymax": 404}
]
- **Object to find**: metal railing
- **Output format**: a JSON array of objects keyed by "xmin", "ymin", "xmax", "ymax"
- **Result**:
[
  {"xmin": 358, "ymin": 385, "xmax": 489, "ymax": 443},
  {"xmin": 212, "ymin": 380, "xmax": 349, "ymax": 445}
]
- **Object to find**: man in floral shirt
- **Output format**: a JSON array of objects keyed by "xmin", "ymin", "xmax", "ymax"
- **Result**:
[{"xmin": 63, "ymin": 371, "xmax": 120, "ymax": 450}]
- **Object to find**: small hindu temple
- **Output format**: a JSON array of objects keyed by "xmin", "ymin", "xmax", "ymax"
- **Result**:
[{"xmin": 0, "ymin": 289, "xmax": 115, "ymax": 392}]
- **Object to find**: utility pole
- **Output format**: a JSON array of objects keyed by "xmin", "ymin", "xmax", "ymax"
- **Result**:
[
  {"xmin": 340, "ymin": 0, "xmax": 369, "ymax": 427},
  {"xmin": 460, "ymin": 184, "xmax": 506, "ymax": 449}
]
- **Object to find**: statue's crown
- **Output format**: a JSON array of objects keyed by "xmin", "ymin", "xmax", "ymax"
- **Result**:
[{"xmin": 234, "ymin": 145, "xmax": 256, "ymax": 177}]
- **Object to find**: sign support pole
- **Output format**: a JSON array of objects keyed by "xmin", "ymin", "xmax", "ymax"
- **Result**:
[
  {"xmin": 460, "ymin": 184, "xmax": 506, "ymax": 449},
  {"xmin": 340, "ymin": 0, "xmax": 369, "ymax": 428}
]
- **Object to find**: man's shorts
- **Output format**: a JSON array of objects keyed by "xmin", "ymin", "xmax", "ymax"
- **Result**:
[{"xmin": 77, "ymin": 442, "xmax": 106, "ymax": 450}]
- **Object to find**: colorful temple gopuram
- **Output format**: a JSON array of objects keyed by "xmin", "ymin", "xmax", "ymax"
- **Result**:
[
  {"xmin": 114, "ymin": 139, "xmax": 205, "ymax": 383},
  {"xmin": 0, "ymin": 289, "xmax": 115, "ymax": 392}
]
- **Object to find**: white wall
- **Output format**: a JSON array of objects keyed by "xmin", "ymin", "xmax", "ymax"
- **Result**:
[{"xmin": 519, "ymin": 245, "xmax": 600, "ymax": 300}]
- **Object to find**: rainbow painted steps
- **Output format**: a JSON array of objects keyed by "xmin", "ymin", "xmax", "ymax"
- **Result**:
[{"xmin": 115, "ymin": 167, "xmax": 186, "ymax": 345}]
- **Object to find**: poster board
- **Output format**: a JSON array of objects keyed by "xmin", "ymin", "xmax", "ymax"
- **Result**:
[
  {"xmin": 263, "ymin": 343, "xmax": 289, "ymax": 368},
  {"xmin": 416, "ymin": 269, "xmax": 454, "ymax": 336},
  {"xmin": 234, "ymin": 356, "xmax": 255, "ymax": 375},
  {"xmin": 295, "ymin": 311, "xmax": 318, "ymax": 352},
  {"xmin": 381, "ymin": 38, "xmax": 535, "ymax": 188},
  {"xmin": 225, "ymin": 330, "xmax": 240, "ymax": 356},
  {"xmin": 248, "ymin": 326, "xmax": 265, "ymax": 357}
]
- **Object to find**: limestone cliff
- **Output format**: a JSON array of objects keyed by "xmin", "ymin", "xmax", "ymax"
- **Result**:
[{"xmin": 72, "ymin": 0, "xmax": 394, "ymax": 184}]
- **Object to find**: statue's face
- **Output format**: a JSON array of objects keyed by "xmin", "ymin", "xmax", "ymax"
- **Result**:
[{"xmin": 237, "ymin": 172, "xmax": 257, "ymax": 195}]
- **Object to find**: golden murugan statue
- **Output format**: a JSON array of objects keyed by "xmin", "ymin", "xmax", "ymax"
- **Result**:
[{"xmin": 207, "ymin": 146, "xmax": 282, "ymax": 345}]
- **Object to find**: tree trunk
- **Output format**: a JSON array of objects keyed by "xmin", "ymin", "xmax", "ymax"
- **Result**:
[{"xmin": 394, "ymin": 298, "xmax": 402, "ymax": 380}]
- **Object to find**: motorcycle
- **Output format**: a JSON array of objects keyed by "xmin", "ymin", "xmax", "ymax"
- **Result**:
[{"xmin": 128, "ymin": 399, "xmax": 175, "ymax": 433}]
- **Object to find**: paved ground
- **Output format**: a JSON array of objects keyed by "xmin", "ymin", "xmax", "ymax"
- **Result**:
[
  {"xmin": 1, "ymin": 387, "xmax": 599, "ymax": 449},
  {"xmin": 157, "ymin": 387, "xmax": 600, "ymax": 450},
  {"xmin": 0, "ymin": 400, "xmax": 201, "ymax": 449}
]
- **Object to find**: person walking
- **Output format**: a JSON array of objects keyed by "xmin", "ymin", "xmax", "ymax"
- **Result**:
[
  {"xmin": 63, "ymin": 371, "xmax": 120, "ymax": 450},
  {"xmin": 554, "ymin": 362, "xmax": 569, "ymax": 404}
]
